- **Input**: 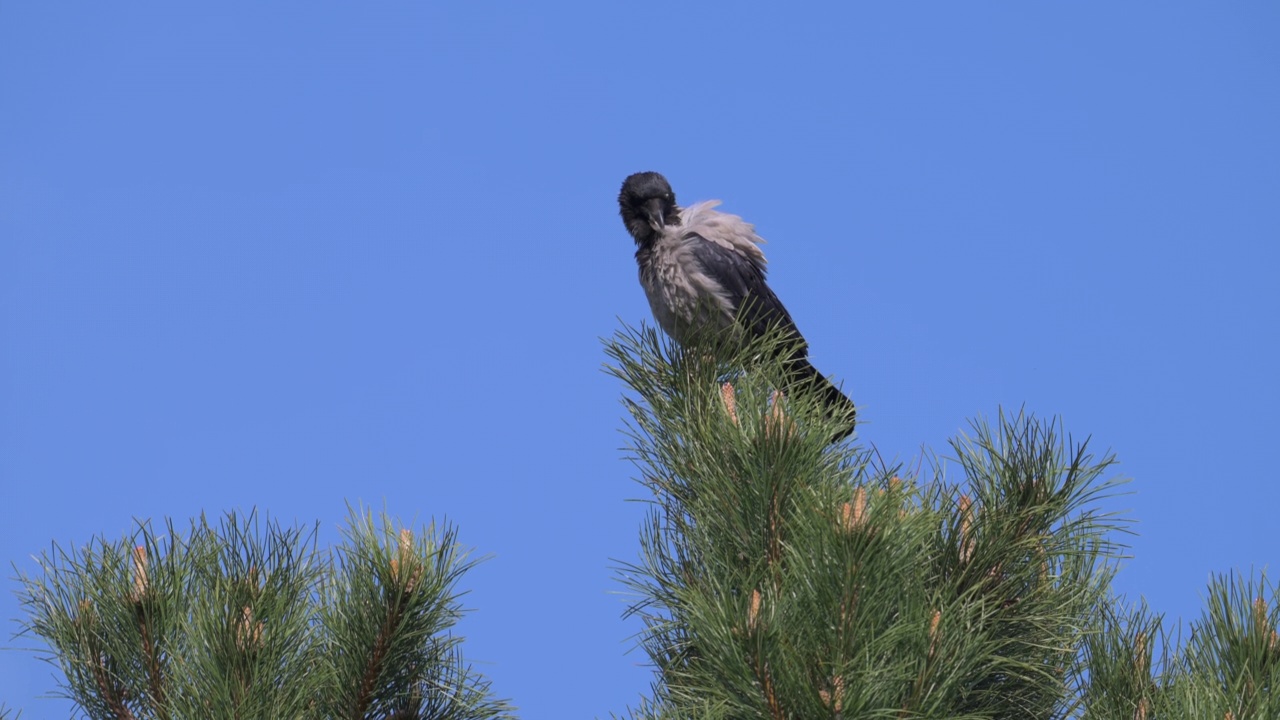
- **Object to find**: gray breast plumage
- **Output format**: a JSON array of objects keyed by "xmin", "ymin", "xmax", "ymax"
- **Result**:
[
  {"xmin": 637, "ymin": 233, "xmax": 735, "ymax": 345},
  {"xmin": 635, "ymin": 201, "xmax": 768, "ymax": 346}
]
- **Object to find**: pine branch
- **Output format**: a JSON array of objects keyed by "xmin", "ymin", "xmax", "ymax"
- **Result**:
[
  {"xmin": 605, "ymin": 321, "xmax": 1131, "ymax": 718},
  {"xmin": 129, "ymin": 545, "xmax": 168, "ymax": 720},
  {"xmin": 318, "ymin": 506, "xmax": 513, "ymax": 720},
  {"xmin": 14, "ymin": 507, "xmax": 510, "ymax": 720},
  {"xmin": 352, "ymin": 532, "xmax": 419, "ymax": 717}
]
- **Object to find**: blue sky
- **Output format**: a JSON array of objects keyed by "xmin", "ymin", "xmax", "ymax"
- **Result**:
[{"xmin": 2, "ymin": 3, "xmax": 1277, "ymax": 717}]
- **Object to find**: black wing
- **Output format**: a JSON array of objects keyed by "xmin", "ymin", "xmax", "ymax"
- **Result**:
[{"xmin": 685, "ymin": 232, "xmax": 806, "ymax": 347}]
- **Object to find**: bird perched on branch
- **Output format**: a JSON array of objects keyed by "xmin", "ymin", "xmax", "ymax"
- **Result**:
[{"xmin": 618, "ymin": 171, "xmax": 856, "ymax": 442}]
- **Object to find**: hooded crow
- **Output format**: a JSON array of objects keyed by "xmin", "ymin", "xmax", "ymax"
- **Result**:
[{"xmin": 618, "ymin": 171, "xmax": 856, "ymax": 442}]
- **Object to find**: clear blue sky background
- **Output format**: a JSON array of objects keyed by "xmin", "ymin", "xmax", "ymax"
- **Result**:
[{"xmin": 2, "ymin": 4, "xmax": 1277, "ymax": 717}]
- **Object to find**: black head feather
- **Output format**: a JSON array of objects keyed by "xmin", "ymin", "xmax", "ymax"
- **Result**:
[{"xmin": 619, "ymin": 171, "xmax": 679, "ymax": 245}]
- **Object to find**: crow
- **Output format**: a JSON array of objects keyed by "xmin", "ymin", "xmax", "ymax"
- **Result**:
[{"xmin": 618, "ymin": 171, "xmax": 856, "ymax": 442}]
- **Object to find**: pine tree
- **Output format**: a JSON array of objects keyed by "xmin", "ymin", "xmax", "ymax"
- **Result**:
[
  {"xmin": 1080, "ymin": 573, "xmax": 1280, "ymax": 719},
  {"xmin": 12, "ymin": 508, "xmax": 512, "ymax": 720},
  {"xmin": 603, "ymin": 322, "xmax": 1279, "ymax": 719},
  {"xmin": 7, "ymin": 326, "xmax": 1279, "ymax": 718}
]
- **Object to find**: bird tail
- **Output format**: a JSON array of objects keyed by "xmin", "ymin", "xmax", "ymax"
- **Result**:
[{"xmin": 786, "ymin": 357, "xmax": 857, "ymax": 443}]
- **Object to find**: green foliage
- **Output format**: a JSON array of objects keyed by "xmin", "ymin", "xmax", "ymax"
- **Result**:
[
  {"xmin": 604, "ymin": 322, "xmax": 1131, "ymax": 718},
  {"xmin": 1079, "ymin": 574, "xmax": 1280, "ymax": 719},
  {"xmin": 1175, "ymin": 572, "xmax": 1280, "ymax": 716},
  {"xmin": 14, "ymin": 508, "xmax": 511, "ymax": 720},
  {"xmin": 1073, "ymin": 598, "xmax": 1167, "ymax": 718},
  {"xmin": 604, "ymin": 321, "xmax": 1280, "ymax": 718},
  {"xmin": 318, "ymin": 510, "xmax": 501, "ymax": 719},
  {"xmin": 8, "ymin": 319, "xmax": 1280, "ymax": 719}
]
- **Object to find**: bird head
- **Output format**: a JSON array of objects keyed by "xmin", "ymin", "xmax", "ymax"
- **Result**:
[{"xmin": 619, "ymin": 171, "xmax": 679, "ymax": 244}]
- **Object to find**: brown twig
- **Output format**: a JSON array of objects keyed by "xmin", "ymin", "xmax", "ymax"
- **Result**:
[
  {"xmin": 354, "ymin": 558, "xmax": 417, "ymax": 717},
  {"xmin": 354, "ymin": 610, "xmax": 400, "ymax": 718},
  {"xmin": 137, "ymin": 612, "xmax": 167, "ymax": 718},
  {"xmin": 757, "ymin": 659, "xmax": 785, "ymax": 720},
  {"xmin": 129, "ymin": 546, "xmax": 169, "ymax": 718},
  {"xmin": 90, "ymin": 653, "xmax": 136, "ymax": 720}
]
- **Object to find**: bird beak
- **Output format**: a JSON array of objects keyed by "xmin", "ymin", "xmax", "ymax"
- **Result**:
[{"xmin": 643, "ymin": 198, "xmax": 666, "ymax": 231}]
